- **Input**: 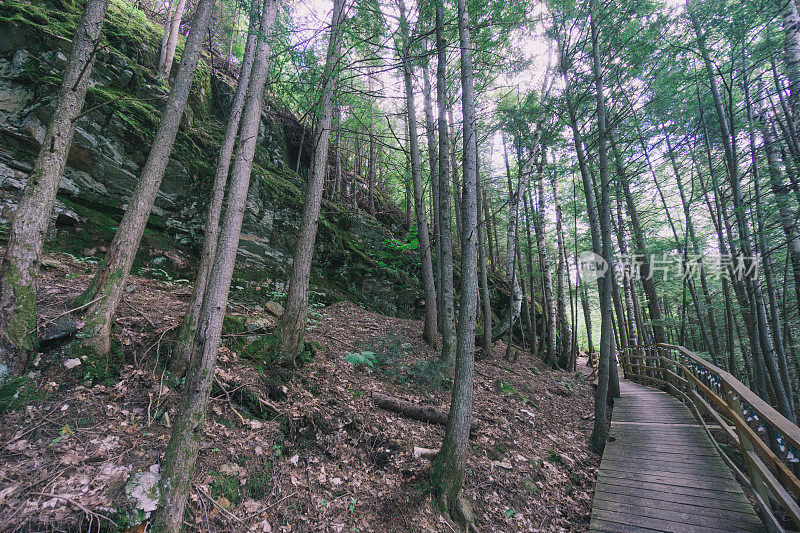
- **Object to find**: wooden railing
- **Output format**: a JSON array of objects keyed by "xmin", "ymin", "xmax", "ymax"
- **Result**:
[{"xmin": 620, "ymin": 343, "xmax": 800, "ymax": 533}]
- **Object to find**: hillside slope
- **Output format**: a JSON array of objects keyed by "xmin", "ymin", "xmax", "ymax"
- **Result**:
[{"xmin": 0, "ymin": 252, "xmax": 599, "ymax": 531}]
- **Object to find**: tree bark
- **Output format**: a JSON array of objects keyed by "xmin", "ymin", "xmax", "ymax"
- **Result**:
[
  {"xmin": 477, "ymin": 181, "xmax": 492, "ymax": 356},
  {"xmin": 422, "ymin": 61, "xmax": 442, "ymax": 331},
  {"xmin": 151, "ymin": 1, "xmax": 278, "ymax": 530},
  {"xmin": 435, "ymin": 5, "xmax": 457, "ymax": 366},
  {"xmin": 531, "ymin": 152, "xmax": 557, "ymax": 367},
  {"xmin": 431, "ymin": 0, "xmax": 479, "ymax": 524},
  {"xmin": 171, "ymin": 1, "xmax": 259, "ymax": 373},
  {"xmin": 74, "ymin": 0, "xmax": 214, "ymax": 355},
  {"xmin": 588, "ymin": 0, "xmax": 615, "ymax": 452},
  {"xmin": 397, "ymin": 0, "xmax": 438, "ymax": 348},
  {"xmin": 158, "ymin": 0, "xmax": 187, "ymax": 80},
  {"xmin": 277, "ymin": 0, "xmax": 346, "ymax": 365},
  {"xmin": 0, "ymin": 0, "xmax": 110, "ymax": 380}
]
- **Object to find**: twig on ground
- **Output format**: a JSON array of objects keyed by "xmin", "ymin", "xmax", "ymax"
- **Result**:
[
  {"xmin": 194, "ymin": 484, "xmax": 242, "ymax": 523},
  {"xmin": 28, "ymin": 492, "xmax": 118, "ymax": 527},
  {"xmin": 213, "ymin": 377, "xmax": 247, "ymax": 425}
]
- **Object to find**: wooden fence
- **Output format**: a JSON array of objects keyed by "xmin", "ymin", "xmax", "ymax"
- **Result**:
[{"xmin": 620, "ymin": 343, "xmax": 800, "ymax": 532}]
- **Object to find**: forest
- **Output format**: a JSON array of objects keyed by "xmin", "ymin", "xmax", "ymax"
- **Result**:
[{"xmin": 2, "ymin": 0, "xmax": 800, "ymax": 530}]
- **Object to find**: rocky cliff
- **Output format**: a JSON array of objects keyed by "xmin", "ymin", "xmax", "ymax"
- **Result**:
[{"xmin": 0, "ymin": 0, "xmax": 420, "ymax": 317}]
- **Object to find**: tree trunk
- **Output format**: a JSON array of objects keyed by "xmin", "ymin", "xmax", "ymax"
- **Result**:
[
  {"xmin": 277, "ymin": 0, "xmax": 346, "ymax": 365},
  {"xmin": 0, "ymin": 0, "xmax": 110, "ymax": 380},
  {"xmin": 74, "ymin": 0, "xmax": 214, "ymax": 355},
  {"xmin": 398, "ymin": 0, "xmax": 437, "ymax": 348},
  {"xmin": 158, "ymin": 0, "xmax": 187, "ymax": 80},
  {"xmin": 171, "ymin": 1, "xmax": 259, "ymax": 373},
  {"xmin": 502, "ymin": 137, "xmax": 523, "ymax": 359},
  {"xmin": 589, "ymin": 0, "xmax": 615, "ymax": 452},
  {"xmin": 431, "ymin": 0, "xmax": 479, "ymax": 524},
  {"xmin": 151, "ymin": 1, "xmax": 278, "ymax": 530},
  {"xmin": 422, "ymin": 62, "xmax": 442, "ymax": 331},
  {"xmin": 477, "ymin": 181, "xmax": 492, "ymax": 356},
  {"xmin": 551, "ymin": 170, "xmax": 571, "ymax": 367},
  {"xmin": 523, "ymin": 192, "xmax": 538, "ymax": 357},
  {"xmin": 436, "ymin": 5, "xmax": 457, "ymax": 365},
  {"xmin": 532, "ymin": 153, "xmax": 557, "ymax": 367}
]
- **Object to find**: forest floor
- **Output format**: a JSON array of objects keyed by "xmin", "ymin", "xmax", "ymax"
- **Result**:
[{"xmin": 0, "ymin": 252, "xmax": 600, "ymax": 532}]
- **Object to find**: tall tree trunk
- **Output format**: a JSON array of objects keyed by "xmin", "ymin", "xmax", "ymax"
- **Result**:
[
  {"xmin": 448, "ymin": 105, "xmax": 463, "ymax": 250},
  {"xmin": 589, "ymin": 0, "xmax": 615, "ymax": 452},
  {"xmin": 436, "ymin": 5, "xmax": 456, "ymax": 365},
  {"xmin": 0, "ymin": 0, "xmax": 110, "ymax": 380},
  {"xmin": 333, "ymin": 100, "xmax": 342, "ymax": 199},
  {"xmin": 483, "ymin": 186, "xmax": 496, "ymax": 272},
  {"xmin": 398, "ymin": 0, "xmax": 438, "ymax": 348},
  {"xmin": 580, "ymin": 279, "xmax": 594, "ymax": 359},
  {"xmin": 422, "ymin": 62, "xmax": 442, "ymax": 331},
  {"xmin": 523, "ymin": 192, "xmax": 538, "ymax": 357},
  {"xmin": 74, "ymin": 0, "xmax": 214, "ymax": 355},
  {"xmin": 171, "ymin": 2, "xmax": 258, "ymax": 373},
  {"xmin": 551, "ymin": 170, "xmax": 571, "ymax": 367},
  {"xmin": 533, "ymin": 154, "xmax": 557, "ymax": 367},
  {"xmin": 664, "ymin": 134, "xmax": 721, "ymax": 356},
  {"xmin": 501, "ymin": 137, "xmax": 523, "ymax": 357},
  {"xmin": 367, "ymin": 74, "xmax": 377, "ymax": 214},
  {"xmin": 608, "ymin": 133, "xmax": 666, "ymax": 346},
  {"xmin": 151, "ymin": 1, "xmax": 278, "ymax": 530},
  {"xmin": 431, "ymin": 0, "xmax": 479, "ymax": 523},
  {"xmin": 158, "ymin": 0, "xmax": 187, "ymax": 79},
  {"xmin": 277, "ymin": 0, "xmax": 346, "ymax": 365},
  {"xmin": 757, "ymin": 84, "xmax": 800, "ymax": 320},
  {"xmin": 477, "ymin": 180, "xmax": 492, "ymax": 356}
]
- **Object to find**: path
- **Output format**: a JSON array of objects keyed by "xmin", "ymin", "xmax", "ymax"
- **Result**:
[{"xmin": 589, "ymin": 378, "xmax": 764, "ymax": 532}]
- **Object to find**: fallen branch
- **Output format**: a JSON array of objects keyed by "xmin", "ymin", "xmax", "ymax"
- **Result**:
[
  {"xmin": 370, "ymin": 392, "xmax": 478, "ymax": 432},
  {"xmin": 29, "ymin": 492, "xmax": 118, "ymax": 527}
]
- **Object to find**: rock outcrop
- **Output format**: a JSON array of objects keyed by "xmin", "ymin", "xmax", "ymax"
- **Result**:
[{"xmin": 0, "ymin": 0, "xmax": 418, "ymax": 317}]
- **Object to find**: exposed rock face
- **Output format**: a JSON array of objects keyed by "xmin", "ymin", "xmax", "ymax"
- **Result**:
[{"xmin": 0, "ymin": 1, "xmax": 419, "ymax": 318}]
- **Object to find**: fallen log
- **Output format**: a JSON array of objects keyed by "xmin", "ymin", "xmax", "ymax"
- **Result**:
[{"xmin": 370, "ymin": 391, "xmax": 478, "ymax": 432}]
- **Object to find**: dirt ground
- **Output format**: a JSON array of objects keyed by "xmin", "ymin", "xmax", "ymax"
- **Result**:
[{"xmin": 0, "ymin": 253, "xmax": 600, "ymax": 532}]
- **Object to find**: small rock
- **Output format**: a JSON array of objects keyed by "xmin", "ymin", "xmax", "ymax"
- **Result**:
[
  {"xmin": 220, "ymin": 463, "xmax": 240, "ymax": 476},
  {"xmin": 63, "ymin": 358, "xmax": 81, "ymax": 370},
  {"xmin": 125, "ymin": 470, "xmax": 161, "ymax": 513},
  {"xmin": 265, "ymin": 301, "xmax": 284, "ymax": 317},
  {"xmin": 245, "ymin": 317, "xmax": 272, "ymax": 332},
  {"xmin": 39, "ymin": 316, "xmax": 81, "ymax": 345}
]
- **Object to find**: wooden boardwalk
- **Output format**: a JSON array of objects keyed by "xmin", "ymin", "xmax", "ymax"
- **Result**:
[{"xmin": 589, "ymin": 378, "xmax": 765, "ymax": 532}]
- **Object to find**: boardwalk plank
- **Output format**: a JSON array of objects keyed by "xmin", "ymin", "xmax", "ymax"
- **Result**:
[{"xmin": 589, "ymin": 378, "xmax": 764, "ymax": 532}]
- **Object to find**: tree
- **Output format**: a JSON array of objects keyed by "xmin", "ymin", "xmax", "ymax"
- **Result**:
[
  {"xmin": 158, "ymin": 0, "xmax": 188, "ymax": 79},
  {"xmin": 436, "ymin": 2, "xmax": 456, "ymax": 365},
  {"xmin": 398, "ymin": 0, "xmax": 438, "ymax": 348},
  {"xmin": 276, "ymin": 0, "xmax": 346, "ymax": 366},
  {"xmin": 0, "ymin": 0, "xmax": 111, "ymax": 381},
  {"xmin": 171, "ymin": 0, "xmax": 260, "ymax": 373},
  {"xmin": 431, "ymin": 0, "xmax": 479, "ymax": 525},
  {"xmin": 152, "ymin": 1, "xmax": 279, "ymax": 529},
  {"xmin": 74, "ymin": 0, "xmax": 215, "ymax": 355}
]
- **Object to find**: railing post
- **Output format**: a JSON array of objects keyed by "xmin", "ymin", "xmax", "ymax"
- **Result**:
[{"xmin": 723, "ymin": 382, "xmax": 776, "ymax": 528}]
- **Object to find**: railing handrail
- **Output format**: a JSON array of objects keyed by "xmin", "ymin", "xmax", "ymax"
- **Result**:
[{"xmin": 620, "ymin": 342, "xmax": 800, "ymax": 533}]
